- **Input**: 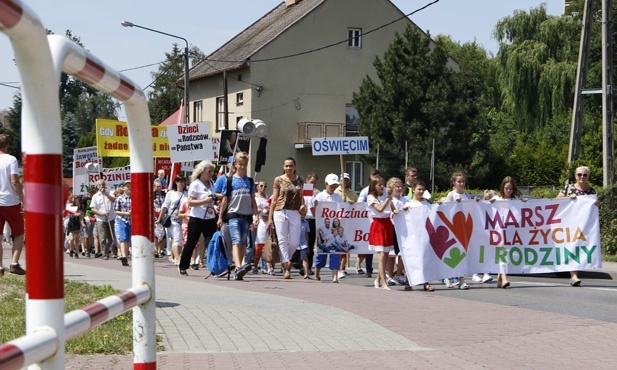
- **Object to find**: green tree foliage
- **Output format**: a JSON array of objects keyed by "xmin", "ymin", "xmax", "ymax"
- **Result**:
[
  {"xmin": 62, "ymin": 112, "xmax": 80, "ymax": 177},
  {"xmin": 353, "ymin": 26, "xmax": 486, "ymax": 189},
  {"xmin": 147, "ymin": 44, "xmax": 205, "ymax": 125},
  {"xmin": 494, "ymin": 4, "xmax": 579, "ymax": 130},
  {"xmin": 2, "ymin": 94, "xmax": 22, "ymax": 162}
]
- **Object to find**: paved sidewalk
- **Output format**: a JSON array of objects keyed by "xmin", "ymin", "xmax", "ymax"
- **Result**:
[
  {"xmin": 3, "ymin": 243, "xmax": 617, "ymax": 369},
  {"xmin": 61, "ymin": 255, "xmax": 617, "ymax": 369}
]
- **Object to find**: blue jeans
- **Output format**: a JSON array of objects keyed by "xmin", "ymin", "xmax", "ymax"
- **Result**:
[{"xmin": 228, "ymin": 217, "xmax": 250, "ymax": 246}]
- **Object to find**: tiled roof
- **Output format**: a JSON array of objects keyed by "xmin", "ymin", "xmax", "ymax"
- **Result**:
[{"xmin": 188, "ymin": 0, "xmax": 327, "ymax": 81}]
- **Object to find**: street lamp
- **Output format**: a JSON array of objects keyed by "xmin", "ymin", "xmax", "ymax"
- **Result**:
[{"xmin": 121, "ymin": 21, "xmax": 190, "ymax": 124}]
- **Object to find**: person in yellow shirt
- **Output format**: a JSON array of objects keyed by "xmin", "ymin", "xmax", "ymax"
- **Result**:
[{"xmin": 334, "ymin": 173, "xmax": 358, "ymax": 203}]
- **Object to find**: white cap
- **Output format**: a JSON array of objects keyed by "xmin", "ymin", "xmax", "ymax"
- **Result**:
[
  {"xmin": 325, "ymin": 173, "xmax": 340, "ymax": 186},
  {"xmin": 340, "ymin": 173, "xmax": 350, "ymax": 181}
]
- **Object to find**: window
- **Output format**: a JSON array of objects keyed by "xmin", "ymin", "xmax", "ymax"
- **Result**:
[
  {"xmin": 193, "ymin": 100, "xmax": 203, "ymax": 122},
  {"xmin": 236, "ymin": 92, "xmax": 244, "ymax": 105},
  {"xmin": 345, "ymin": 105, "xmax": 359, "ymax": 136},
  {"xmin": 347, "ymin": 28, "xmax": 362, "ymax": 49},
  {"xmin": 216, "ymin": 97, "xmax": 226, "ymax": 131},
  {"xmin": 345, "ymin": 161, "xmax": 363, "ymax": 192}
]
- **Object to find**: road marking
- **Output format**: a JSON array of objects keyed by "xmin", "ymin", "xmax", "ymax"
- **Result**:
[
  {"xmin": 515, "ymin": 281, "xmax": 566, "ymax": 287},
  {"xmin": 589, "ymin": 287, "xmax": 617, "ymax": 292}
]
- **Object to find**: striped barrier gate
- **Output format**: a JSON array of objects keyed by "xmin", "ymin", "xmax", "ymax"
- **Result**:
[{"xmin": 0, "ymin": 0, "xmax": 156, "ymax": 369}]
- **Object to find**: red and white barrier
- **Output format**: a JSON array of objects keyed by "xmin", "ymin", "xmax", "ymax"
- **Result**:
[{"xmin": 1, "ymin": 0, "xmax": 156, "ymax": 369}]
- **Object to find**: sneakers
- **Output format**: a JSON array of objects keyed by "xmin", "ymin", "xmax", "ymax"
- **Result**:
[
  {"xmin": 337, "ymin": 271, "xmax": 346, "ymax": 279},
  {"xmin": 234, "ymin": 270, "xmax": 244, "ymax": 280},
  {"xmin": 356, "ymin": 268, "xmax": 365, "ymax": 275},
  {"xmin": 121, "ymin": 257, "xmax": 129, "ymax": 266},
  {"xmin": 236, "ymin": 266, "xmax": 248, "ymax": 280},
  {"xmin": 10, "ymin": 263, "xmax": 26, "ymax": 275},
  {"xmin": 252, "ymin": 267, "xmax": 259, "ymax": 274},
  {"xmin": 482, "ymin": 274, "xmax": 494, "ymax": 283},
  {"xmin": 393, "ymin": 275, "xmax": 406, "ymax": 285},
  {"xmin": 268, "ymin": 269, "xmax": 275, "ymax": 276},
  {"xmin": 179, "ymin": 268, "xmax": 188, "ymax": 276},
  {"xmin": 386, "ymin": 278, "xmax": 396, "ymax": 286},
  {"xmin": 472, "ymin": 274, "xmax": 482, "ymax": 282},
  {"xmin": 190, "ymin": 263, "xmax": 199, "ymax": 270},
  {"xmin": 94, "ymin": 252, "xmax": 102, "ymax": 258}
]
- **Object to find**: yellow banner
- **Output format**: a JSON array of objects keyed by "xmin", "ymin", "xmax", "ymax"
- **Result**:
[{"xmin": 96, "ymin": 119, "xmax": 170, "ymax": 157}]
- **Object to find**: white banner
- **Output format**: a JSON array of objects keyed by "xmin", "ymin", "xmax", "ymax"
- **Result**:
[
  {"xmin": 167, "ymin": 122, "xmax": 214, "ymax": 162},
  {"xmin": 314, "ymin": 202, "xmax": 371, "ymax": 254},
  {"xmin": 84, "ymin": 165, "xmax": 131, "ymax": 191},
  {"xmin": 393, "ymin": 197, "xmax": 602, "ymax": 286},
  {"xmin": 72, "ymin": 146, "xmax": 102, "ymax": 195},
  {"xmin": 311, "ymin": 136, "xmax": 369, "ymax": 156}
]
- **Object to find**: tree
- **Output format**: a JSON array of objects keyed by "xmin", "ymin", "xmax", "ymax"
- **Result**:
[
  {"xmin": 494, "ymin": 4, "xmax": 580, "ymax": 130},
  {"xmin": 3, "ymin": 93, "xmax": 22, "ymax": 162},
  {"xmin": 62, "ymin": 112, "xmax": 79, "ymax": 177},
  {"xmin": 353, "ymin": 25, "xmax": 486, "ymax": 189},
  {"xmin": 147, "ymin": 44, "xmax": 205, "ymax": 125}
]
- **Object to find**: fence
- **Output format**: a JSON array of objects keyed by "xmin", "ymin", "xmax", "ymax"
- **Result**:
[{"xmin": 0, "ymin": 0, "xmax": 156, "ymax": 369}]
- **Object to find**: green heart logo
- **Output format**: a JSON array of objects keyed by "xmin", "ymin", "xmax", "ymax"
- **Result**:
[{"xmin": 443, "ymin": 247, "xmax": 466, "ymax": 268}]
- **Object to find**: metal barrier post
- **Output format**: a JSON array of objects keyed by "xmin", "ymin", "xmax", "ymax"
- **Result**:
[{"xmin": 1, "ymin": 1, "xmax": 156, "ymax": 369}]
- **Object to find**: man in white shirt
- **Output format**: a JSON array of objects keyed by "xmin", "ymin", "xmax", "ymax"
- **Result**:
[
  {"xmin": 90, "ymin": 179, "xmax": 116, "ymax": 260},
  {"xmin": 0, "ymin": 134, "xmax": 25, "ymax": 275}
]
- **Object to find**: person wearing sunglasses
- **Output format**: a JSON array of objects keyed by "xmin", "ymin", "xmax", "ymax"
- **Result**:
[{"xmin": 557, "ymin": 166, "xmax": 597, "ymax": 287}]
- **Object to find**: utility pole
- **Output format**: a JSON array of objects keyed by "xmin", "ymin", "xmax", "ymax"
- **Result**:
[{"xmin": 568, "ymin": 0, "xmax": 615, "ymax": 187}]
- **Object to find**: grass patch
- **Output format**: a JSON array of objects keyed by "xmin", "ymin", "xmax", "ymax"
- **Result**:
[{"xmin": 0, "ymin": 275, "xmax": 134, "ymax": 355}]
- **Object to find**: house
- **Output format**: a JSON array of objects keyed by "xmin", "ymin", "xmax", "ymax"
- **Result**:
[{"xmin": 187, "ymin": 0, "xmax": 435, "ymax": 190}]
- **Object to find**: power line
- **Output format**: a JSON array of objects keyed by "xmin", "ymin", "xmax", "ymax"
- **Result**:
[
  {"xmin": 0, "ymin": 82, "xmax": 20, "ymax": 89},
  {"xmin": 119, "ymin": 61, "xmax": 163, "ymax": 73},
  {"xmin": 203, "ymin": 0, "xmax": 441, "ymax": 64}
]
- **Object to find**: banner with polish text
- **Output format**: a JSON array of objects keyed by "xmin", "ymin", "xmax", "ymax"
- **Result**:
[
  {"xmin": 72, "ymin": 146, "xmax": 102, "ymax": 195},
  {"xmin": 393, "ymin": 197, "xmax": 601, "ymax": 286},
  {"xmin": 314, "ymin": 201, "xmax": 370, "ymax": 254},
  {"xmin": 96, "ymin": 119, "xmax": 169, "ymax": 157}
]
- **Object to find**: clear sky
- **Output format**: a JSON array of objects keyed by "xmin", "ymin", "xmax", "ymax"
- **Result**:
[{"xmin": 0, "ymin": 0, "xmax": 563, "ymax": 116}]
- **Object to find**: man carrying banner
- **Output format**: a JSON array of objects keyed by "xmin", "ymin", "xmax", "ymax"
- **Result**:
[{"xmin": 90, "ymin": 179, "xmax": 116, "ymax": 260}]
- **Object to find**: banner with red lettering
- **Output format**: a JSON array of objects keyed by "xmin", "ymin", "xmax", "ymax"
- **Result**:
[
  {"xmin": 95, "ymin": 119, "xmax": 169, "ymax": 157},
  {"xmin": 315, "ymin": 202, "xmax": 371, "ymax": 254},
  {"xmin": 393, "ymin": 197, "xmax": 602, "ymax": 286},
  {"xmin": 167, "ymin": 122, "xmax": 214, "ymax": 162}
]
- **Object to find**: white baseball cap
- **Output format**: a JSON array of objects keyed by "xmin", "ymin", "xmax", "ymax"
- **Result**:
[
  {"xmin": 339, "ymin": 173, "xmax": 351, "ymax": 181},
  {"xmin": 325, "ymin": 173, "xmax": 340, "ymax": 186}
]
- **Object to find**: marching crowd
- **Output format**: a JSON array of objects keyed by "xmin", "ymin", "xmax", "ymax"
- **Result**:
[{"xmin": 1, "ymin": 139, "xmax": 597, "ymax": 289}]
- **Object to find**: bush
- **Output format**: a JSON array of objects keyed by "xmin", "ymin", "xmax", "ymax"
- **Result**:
[{"xmin": 598, "ymin": 184, "xmax": 617, "ymax": 256}]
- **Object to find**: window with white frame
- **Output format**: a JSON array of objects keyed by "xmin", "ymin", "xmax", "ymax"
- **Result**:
[
  {"xmin": 216, "ymin": 97, "xmax": 226, "ymax": 131},
  {"xmin": 193, "ymin": 100, "xmax": 203, "ymax": 122},
  {"xmin": 345, "ymin": 161, "xmax": 363, "ymax": 192},
  {"xmin": 348, "ymin": 28, "xmax": 362, "ymax": 49}
]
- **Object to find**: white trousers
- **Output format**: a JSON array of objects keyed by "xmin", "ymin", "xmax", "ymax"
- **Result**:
[{"xmin": 273, "ymin": 209, "xmax": 301, "ymax": 264}]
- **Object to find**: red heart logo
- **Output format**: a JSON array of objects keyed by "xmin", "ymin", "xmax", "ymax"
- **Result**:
[
  {"xmin": 437, "ymin": 211, "xmax": 473, "ymax": 251},
  {"xmin": 425, "ymin": 218, "xmax": 456, "ymax": 259}
]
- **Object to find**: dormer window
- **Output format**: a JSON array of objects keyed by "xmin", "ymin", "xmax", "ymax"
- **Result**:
[{"xmin": 348, "ymin": 28, "xmax": 362, "ymax": 49}]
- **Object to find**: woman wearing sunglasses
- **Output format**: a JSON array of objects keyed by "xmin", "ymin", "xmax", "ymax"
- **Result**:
[{"xmin": 557, "ymin": 166, "xmax": 596, "ymax": 287}]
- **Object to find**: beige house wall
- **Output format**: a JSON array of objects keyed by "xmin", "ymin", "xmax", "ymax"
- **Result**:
[{"xmin": 190, "ymin": 0, "xmax": 441, "ymax": 187}]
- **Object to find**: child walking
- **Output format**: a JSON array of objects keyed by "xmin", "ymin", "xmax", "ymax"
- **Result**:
[
  {"xmin": 404, "ymin": 180, "xmax": 434, "ymax": 291},
  {"xmin": 367, "ymin": 175, "xmax": 395, "ymax": 290},
  {"xmin": 443, "ymin": 171, "xmax": 471, "ymax": 290}
]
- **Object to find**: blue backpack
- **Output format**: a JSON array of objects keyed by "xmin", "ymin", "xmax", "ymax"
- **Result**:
[{"xmin": 206, "ymin": 231, "xmax": 231, "ymax": 279}]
